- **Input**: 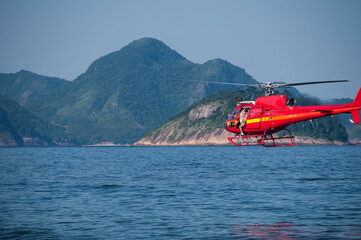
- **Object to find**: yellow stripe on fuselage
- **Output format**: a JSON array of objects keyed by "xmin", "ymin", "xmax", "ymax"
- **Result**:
[
  {"xmin": 246, "ymin": 115, "xmax": 298, "ymax": 124},
  {"xmin": 246, "ymin": 118, "xmax": 261, "ymax": 124},
  {"xmin": 246, "ymin": 117, "xmax": 270, "ymax": 124}
]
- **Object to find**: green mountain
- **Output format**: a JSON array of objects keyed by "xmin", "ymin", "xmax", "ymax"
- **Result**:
[
  {"xmin": 0, "ymin": 95, "xmax": 68, "ymax": 146},
  {"xmin": 0, "ymin": 70, "xmax": 68, "ymax": 106},
  {"xmin": 28, "ymin": 38, "xmax": 258, "ymax": 144},
  {"xmin": 2, "ymin": 38, "xmax": 351, "ymax": 146},
  {"xmin": 136, "ymin": 89, "xmax": 349, "ymax": 146}
]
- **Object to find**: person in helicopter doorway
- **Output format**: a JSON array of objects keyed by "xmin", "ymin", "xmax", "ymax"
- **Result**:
[{"xmin": 239, "ymin": 108, "xmax": 248, "ymax": 136}]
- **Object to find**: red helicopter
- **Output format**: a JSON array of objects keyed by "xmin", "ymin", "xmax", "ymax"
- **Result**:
[{"xmin": 182, "ymin": 79, "xmax": 361, "ymax": 147}]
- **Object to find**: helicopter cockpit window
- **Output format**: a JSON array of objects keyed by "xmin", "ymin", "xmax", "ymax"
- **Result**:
[
  {"xmin": 286, "ymin": 98, "xmax": 296, "ymax": 106},
  {"xmin": 230, "ymin": 108, "xmax": 239, "ymax": 121}
]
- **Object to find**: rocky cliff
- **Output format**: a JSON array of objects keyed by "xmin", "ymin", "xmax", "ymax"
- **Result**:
[
  {"xmin": 135, "ymin": 89, "xmax": 351, "ymax": 146},
  {"xmin": 135, "ymin": 128, "xmax": 233, "ymax": 146},
  {"xmin": 135, "ymin": 128, "xmax": 348, "ymax": 146}
]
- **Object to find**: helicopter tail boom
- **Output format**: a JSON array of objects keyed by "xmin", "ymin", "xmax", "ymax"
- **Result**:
[{"xmin": 351, "ymin": 87, "xmax": 361, "ymax": 125}]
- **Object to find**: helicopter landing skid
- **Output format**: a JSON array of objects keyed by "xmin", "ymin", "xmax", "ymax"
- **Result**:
[{"xmin": 227, "ymin": 128, "xmax": 295, "ymax": 147}]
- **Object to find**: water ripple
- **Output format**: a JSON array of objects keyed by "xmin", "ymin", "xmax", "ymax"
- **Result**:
[{"xmin": 0, "ymin": 146, "xmax": 360, "ymax": 239}]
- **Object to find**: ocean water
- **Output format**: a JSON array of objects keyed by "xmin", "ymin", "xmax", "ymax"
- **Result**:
[{"xmin": 0, "ymin": 146, "xmax": 361, "ymax": 239}]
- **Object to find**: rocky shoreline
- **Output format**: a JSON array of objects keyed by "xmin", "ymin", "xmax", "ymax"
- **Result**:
[
  {"xmin": 1, "ymin": 133, "xmax": 359, "ymax": 147},
  {"xmin": 0, "ymin": 137, "xmax": 51, "ymax": 147},
  {"xmin": 135, "ymin": 128, "xmax": 358, "ymax": 146}
]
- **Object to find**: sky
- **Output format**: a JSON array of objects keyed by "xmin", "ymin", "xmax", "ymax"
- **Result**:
[{"xmin": 0, "ymin": 0, "xmax": 360, "ymax": 100}]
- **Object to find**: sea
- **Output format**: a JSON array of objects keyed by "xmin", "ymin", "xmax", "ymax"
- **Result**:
[{"xmin": 0, "ymin": 146, "xmax": 361, "ymax": 239}]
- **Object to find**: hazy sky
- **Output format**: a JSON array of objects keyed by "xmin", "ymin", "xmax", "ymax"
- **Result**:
[{"xmin": 1, "ymin": 0, "xmax": 360, "ymax": 99}]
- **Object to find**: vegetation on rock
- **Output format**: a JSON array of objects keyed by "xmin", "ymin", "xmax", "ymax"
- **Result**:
[{"xmin": 0, "ymin": 95, "xmax": 69, "ymax": 146}]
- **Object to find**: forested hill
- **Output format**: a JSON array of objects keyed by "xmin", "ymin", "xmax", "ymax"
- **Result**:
[
  {"xmin": 0, "ymin": 37, "xmax": 354, "ymax": 146},
  {"xmin": 0, "ymin": 95, "xmax": 67, "ymax": 146},
  {"xmin": 27, "ymin": 37, "xmax": 258, "ymax": 144},
  {"xmin": 0, "ymin": 70, "xmax": 68, "ymax": 106}
]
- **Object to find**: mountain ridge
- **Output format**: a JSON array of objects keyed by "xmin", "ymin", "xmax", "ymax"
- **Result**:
[
  {"xmin": 0, "ymin": 70, "xmax": 68, "ymax": 106},
  {"xmin": 1, "ymin": 37, "xmax": 356, "ymax": 146},
  {"xmin": 26, "ymin": 38, "xmax": 259, "ymax": 144}
]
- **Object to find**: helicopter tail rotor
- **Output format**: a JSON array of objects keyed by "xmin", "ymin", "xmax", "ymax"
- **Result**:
[{"xmin": 351, "ymin": 87, "xmax": 361, "ymax": 125}]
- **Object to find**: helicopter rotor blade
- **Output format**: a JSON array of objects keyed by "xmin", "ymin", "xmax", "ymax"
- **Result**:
[
  {"xmin": 175, "ymin": 79, "xmax": 349, "ymax": 96},
  {"xmin": 277, "ymin": 80, "xmax": 349, "ymax": 87},
  {"xmin": 174, "ymin": 79, "xmax": 257, "ymax": 87}
]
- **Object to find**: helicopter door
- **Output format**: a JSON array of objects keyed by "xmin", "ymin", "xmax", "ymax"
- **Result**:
[{"xmin": 247, "ymin": 107, "xmax": 263, "ymax": 129}]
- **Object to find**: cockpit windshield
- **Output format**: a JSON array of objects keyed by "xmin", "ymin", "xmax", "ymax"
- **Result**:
[{"xmin": 230, "ymin": 108, "xmax": 239, "ymax": 121}]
